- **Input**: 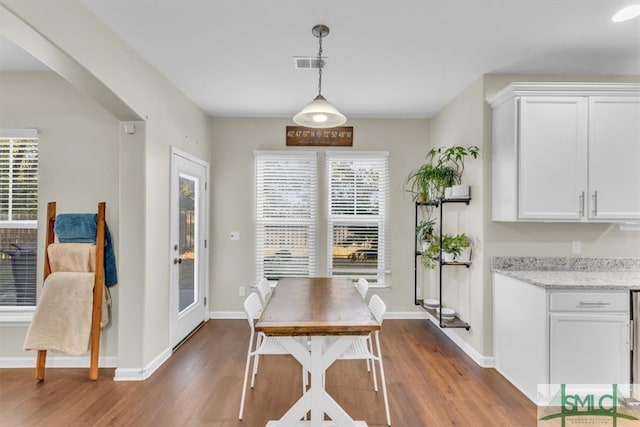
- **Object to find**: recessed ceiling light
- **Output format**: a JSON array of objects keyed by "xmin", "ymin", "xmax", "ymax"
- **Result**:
[{"xmin": 612, "ymin": 4, "xmax": 640, "ymax": 22}]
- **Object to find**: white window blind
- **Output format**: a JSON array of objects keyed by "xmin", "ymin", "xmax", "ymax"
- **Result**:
[
  {"xmin": 326, "ymin": 151, "xmax": 389, "ymax": 285},
  {"xmin": 0, "ymin": 129, "xmax": 39, "ymax": 307},
  {"xmin": 255, "ymin": 151, "xmax": 317, "ymax": 280}
]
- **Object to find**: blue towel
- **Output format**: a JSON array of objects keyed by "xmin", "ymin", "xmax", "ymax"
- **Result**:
[{"xmin": 54, "ymin": 214, "xmax": 118, "ymax": 287}]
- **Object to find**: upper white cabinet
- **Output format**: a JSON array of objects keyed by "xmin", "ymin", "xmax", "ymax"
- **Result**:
[
  {"xmin": 589, "ymin": 97, "xmax": 640, "ymax": 220},
  {"xmin": 488, "ymin": 83, "xmax": 640, "ymax": 222}
]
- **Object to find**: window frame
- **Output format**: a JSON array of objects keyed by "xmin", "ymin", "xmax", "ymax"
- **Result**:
[
  {"xmin": 326, "ymin": 151, "xmax": 390, "ymax": 286},
  {"xmin": 254, "ymin": 150, "xmax": 317, "ymax": 281},
  {"xmin": 0, "ymin": 129, "xmax": 39, "ymax": 323}
]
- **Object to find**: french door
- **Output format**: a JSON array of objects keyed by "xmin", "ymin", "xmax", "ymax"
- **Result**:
[{"xmin": 170, "ymin": 148, "xmax": 209, "ymax": 348}]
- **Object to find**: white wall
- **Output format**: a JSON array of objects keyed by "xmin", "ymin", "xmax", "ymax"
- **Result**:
[
  {"xmin": 209, "ymin": 118, "xmax": 430, "ymax": 314},
  {"xmin": 0, "ymin": 1, "xmax": 213, "ymax": 375},
  {"xmin": 428, "ymin": 77, "xmax": 487, "ymax": 355},
  {"xmin": 0, "ymin": 71, "xmax": 120, "ymax": 359}
]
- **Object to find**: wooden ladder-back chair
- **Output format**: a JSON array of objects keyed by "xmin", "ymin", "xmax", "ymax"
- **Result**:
[{"xmin": 35, "ymin": 201, "xmax": 106, "ymax": 381}]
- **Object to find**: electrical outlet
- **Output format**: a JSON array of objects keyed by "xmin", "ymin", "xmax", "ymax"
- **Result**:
[
  {"xmin": 572, "ymin": 241, "xmax": 581, "ymax": 255},
  {"xmin": 239, "ymin": 286, "xmax": 245, "ymax": 297}
]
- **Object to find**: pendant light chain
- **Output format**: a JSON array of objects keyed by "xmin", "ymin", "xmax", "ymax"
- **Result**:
[
  {"xmin": 292, "ymin": 24, "xmax": 346, "ymax": 128},
  {"xmin": 317, "ymin": 32, "xmax": 323, "ymax": 97}
]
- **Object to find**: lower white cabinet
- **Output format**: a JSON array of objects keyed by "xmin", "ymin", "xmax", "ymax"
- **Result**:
[
  {"xmin": 493, "ymin": 273, "xmax": 630, "ymax": 402},
  {"xmin": 548, "ymin": 290, "xmax": 630, "ymax": 386},
  {"xmin": 550, "ymin": 312, "xmax": 629, "ymax": 385}
]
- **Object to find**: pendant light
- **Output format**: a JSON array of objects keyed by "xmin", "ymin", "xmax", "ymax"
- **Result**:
[{"xmin": 293, "ymin": 25, "xmax": 347, "ymax": 128}]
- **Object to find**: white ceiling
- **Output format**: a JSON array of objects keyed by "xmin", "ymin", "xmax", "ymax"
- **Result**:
[{"xmin": 2, "ymin": 0, "xmax": 639, "ymax": 118}]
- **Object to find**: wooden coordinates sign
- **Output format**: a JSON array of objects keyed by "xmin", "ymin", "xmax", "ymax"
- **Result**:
[{"xmin": 286, "ymin": 126, "xmax": 353, "ymax": 147}]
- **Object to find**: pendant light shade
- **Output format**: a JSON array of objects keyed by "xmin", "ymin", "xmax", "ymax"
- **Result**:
[
  {"xmin": 293, "ymin": 95, "xmax": 347, "ymax": 128},
  {"xmin": 293, "ymin": 25, "xmax": 346, "ymax": 128}
]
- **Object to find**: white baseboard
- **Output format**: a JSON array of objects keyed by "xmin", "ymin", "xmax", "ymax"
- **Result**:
[
  {"xmin": 209, "ymin": 311, "xmax": 245, "ymax": 319},
  {"xmin": 384, "ymin": 311, "xmax": 429, "ymax": 319},
  {"xmin": 493, "ymin": 366, "xmax": 536, "ymax": 403},
  {"xmin": 424, "ymin": 314, "xmax": 495, "ymax": 368},
  {"xmin": 113, "ymin": 347, "xmax": 172, "ymax": 381},
  {"xmin": 0, "ymin": 354, "xmax": 117, "ymax": 368}
]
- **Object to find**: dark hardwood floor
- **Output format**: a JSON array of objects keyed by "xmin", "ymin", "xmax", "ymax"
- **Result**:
[{"xmin": 0, "ymin": 319, "xmax": 536, "ymax": 426}]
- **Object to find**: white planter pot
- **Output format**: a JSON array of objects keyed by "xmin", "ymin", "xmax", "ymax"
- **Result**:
[
  {"xmin": 451, "ymin": 184, "xmax": 469, "ymax": 199},
  {"xmin": 444, "ymin": 187, "xmax": 453, "ymax": 199},
  {"xmin": 455, "ymin": 246, "xmax": 472, "ymax": 262},
  {"xmin": 441, "ymin": 252, "xmax": 455, "ymax": 263}
]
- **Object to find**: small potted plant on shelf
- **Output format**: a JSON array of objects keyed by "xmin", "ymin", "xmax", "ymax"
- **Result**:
[
  {"xmin": 416, "ymin": 218, "xmax": 437, "ymax": 251},
  {"xmin": 454, "ymin": 236, "xmax": 472, "ymax": 263},
  {"xmin": 426, "ymin": 145, "xmax": 480, "ymax": 199},
  {"xmin": 420, "ymin": 238, "xmax": 441, "ymax": 269},
  {"xmin": 406, "ymin": 150, "xmax": 457, "ymax": 202},
  {"xmin": 440, "ymin": 233, "xmax": 470, "ymax": 263},
  {"xmin": 420, "ymin": 233, "xmax": 469, "ymax": 268}
]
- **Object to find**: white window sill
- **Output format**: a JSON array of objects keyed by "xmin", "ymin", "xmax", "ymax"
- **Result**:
[{"xmin": 0, "ymin": 307, "xmax": 35, "ymax": 326}]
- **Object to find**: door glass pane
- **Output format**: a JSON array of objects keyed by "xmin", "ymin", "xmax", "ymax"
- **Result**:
[{"xmin": 179, "ymin": 174, "xmax": 197, "ymax": 312}]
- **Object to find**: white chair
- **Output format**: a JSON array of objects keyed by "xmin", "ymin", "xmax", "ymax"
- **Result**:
[
  {"xmin": 356, "ymin": 277, "xmax": 369, "ymax": 300},
  {"xmin": 355, "ymin": 278, "xmax": 374, "ymax": 372},
  {"xmin": 255, "ymin": 276, "xmax": 272, "ymax": 306},
  {"xmin": 239, "ymin": 292, "xmax": 304, "ymax": 420},
  {"xmin": 335, "ymin": 294, "xmax": 391, "ymax": 426},
  {"xmin": 251, "ymin": 277, "xmax": 273, "ymax": 384}
]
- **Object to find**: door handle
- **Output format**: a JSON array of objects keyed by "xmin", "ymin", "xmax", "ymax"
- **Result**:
[
  {"xmin": 592, "ymin": 191, "xmax": 598, "ymax": 216},
  {"xmin": 577, "ymin": 301, "xmax": 610, "ymax": 307},
  {"xmin": 579, "ymin": 191, "xmax": 584, "ymax": 217},
  {"xmin": 173, "ymin": 258, "xmax": 182, "ymax": 265}
]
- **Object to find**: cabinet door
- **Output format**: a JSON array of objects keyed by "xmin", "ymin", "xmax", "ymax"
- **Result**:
[
  {"xmin": 550, "ymin": 313, "xmax": 630, "ymax": 385},
  {"xmin": 518, "ymin": 97, "xmax": 588, "ymax": 220},
  {"xmin": 588, "ymin": 97, "xmax": 640, "ymax": 220}
]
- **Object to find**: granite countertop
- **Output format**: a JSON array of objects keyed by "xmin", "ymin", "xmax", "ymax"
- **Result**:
[{"xmin": 492, "ymin": 257, "xmax": 640, "ymax": 290}]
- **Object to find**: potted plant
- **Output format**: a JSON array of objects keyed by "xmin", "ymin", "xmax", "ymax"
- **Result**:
[
  {"xmin": 406, "ymin": 159, "xmax": 457, "ymax": 202},
  {"xmin": 420, "ymin": 238, "xmax": 441, "ymax": 269},
  {"xmin": 407, "ymin": 145, "xmax": 478, "ymax": 202},
  {"xmin": 427, "ymin": 145, "xmax": 480, "ymax": 199},
  {"xmin": 420, "ymin": 233, "xmax": 469, "ymax": 268},
  {"xmin": 438, "ymin": 145, "xmax": 480, "ymax": 183},
  {"xmin": 440, "ymin": 233, "xmax": 470, "ymax": 263},
  {"xmin": 416, "ymin": 218, "xmax": 437, "ymax": 250},
  {"xmin": 406, "ymin": 163, "xmax": 432, "ymax": 202},
  {"xmin": 455, "ymin": 237, "xmax": 472, "ymax": 263}
]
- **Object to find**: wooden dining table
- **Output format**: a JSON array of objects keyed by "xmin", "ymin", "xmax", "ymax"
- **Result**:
[{"xmin": 255, "ymin": 277, "xmax": 380, "ymax": 427}]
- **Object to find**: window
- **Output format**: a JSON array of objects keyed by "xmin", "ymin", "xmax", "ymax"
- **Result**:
[
  {"xmin": 326, "ymin": 152, "xmax": 389, "ymax": 285},
  {"xmin": 0, "ymin": 129, "xmax": 39, "ymax": 307},
  {"xmin": 255, "ymin": 151, "xmax": 317, "ymax": 280},
  {"xmin": 254, "ymin": 150, "xmax": 389, "ymax": 286}
]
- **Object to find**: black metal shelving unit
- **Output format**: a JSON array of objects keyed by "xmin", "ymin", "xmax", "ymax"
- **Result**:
[{"xmin": 414, "ymin": 197, "xmax": 471, "ymax": 330}]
